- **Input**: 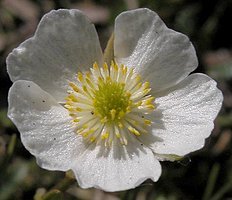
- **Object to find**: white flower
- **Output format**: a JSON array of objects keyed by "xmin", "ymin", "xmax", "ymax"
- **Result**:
[{"xmin": 7, "ymin": 8, "xmax": 223, "ymax": 192}]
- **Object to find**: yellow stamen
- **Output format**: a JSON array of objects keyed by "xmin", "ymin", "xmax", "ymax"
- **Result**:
[
  {"xmin": 144, "ymin": 119, "xmax": 152, "ymax": 126},
  {"xmin": 101, "ymin": 132, "xmax": 109, "ymax": 140},
  {"xmin": 128, "ymin": 126, "xmax": 140, "ymax": 136},
  {"xmin": 64, "ymin": 61, "xmax": 156, "ymax": 146}
]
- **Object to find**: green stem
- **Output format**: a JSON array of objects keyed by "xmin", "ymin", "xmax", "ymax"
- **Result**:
[
  {"xmin": 7, "ymin": 134, "xmax": 17, "ymax": 157},
  {"xmin": 210, "ymin": 180, "xmax": 232, "ymax": 200},
  {"xmin": 52, "ymin": 174, "xmax": 75, "ymax": 192},
  {"xmin": 202, "ymin": 163, "xmax": 220, "ymax": 200},
  {"xmin": 42, "ymin": 189, "xmax": 62, "ymax": 200},
  {"xmin": 36, "ymin": 172, "xmax": 75, "ymax": 200}
]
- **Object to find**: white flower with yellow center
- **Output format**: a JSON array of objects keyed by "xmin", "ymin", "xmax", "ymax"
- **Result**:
[{"xmin": 7, "ymin": 8, "xmax": 223, "ymax": 192}]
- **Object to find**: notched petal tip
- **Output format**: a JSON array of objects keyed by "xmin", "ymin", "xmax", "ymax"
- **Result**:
[
  {"xmin": 6, "ymin": 8, "xmax": 103, "ymax": 102},
  {"xmin": 114, "ymin": 7, "xmax": 198, "ymax": 93},
  {"xmin": 115, "ymin": 8, "xmax": 159, "ymax": 22}
]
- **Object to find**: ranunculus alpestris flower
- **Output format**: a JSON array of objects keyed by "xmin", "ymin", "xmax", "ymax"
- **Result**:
[{"xmin": 7, "ymin": 8, "xmax": 223, "ymax": 192}]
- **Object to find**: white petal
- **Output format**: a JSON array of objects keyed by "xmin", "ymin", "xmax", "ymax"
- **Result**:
[
  {"xmin": 140, "ymin": 73, "xmax": 223, "ymax": 156},
  {"xmin": 72, "ymin": 139, "xmax": 161, "ymax": 192},
  {"xmin": 7, "ymin": 9, "xmax": 103, "ymax": 102},
  {"xmin": 8, "ymin": 80, "xmax": 85, "ymax": 171},
  {"xmin": 114, "ymin": 8, "xmax": 198, "ymax": 92}
]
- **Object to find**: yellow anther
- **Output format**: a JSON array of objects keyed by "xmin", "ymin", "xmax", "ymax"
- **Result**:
[
  {"xmin": 143, "ymin": 82, "xmax": 150, "ymax": 89},
  {"xmin": 86, "ymin": 77, "xmax": 95, "ymax": 89},
  {"xmin": 103, "ymin": 63, "xmax": 109, "ymax": 71},
  {"xmin": 123, "ymin": 66, "xmax": 127, "ymax": 74},
  {"xmin": 82, "ymin": 129, "xmax": 94, "ymax": 137},
  {"xmin": 112, "ymin": 61, "xmax": 118, "ymax": 71},
  {"xmin": 146, "ymin": 104, "xmax": 155, "ymax": 110},
  {"xmin": 69, "ymin": 82, "xmax": 79, "ymax": 92},
  {"xmin": 98, "ymin": 76, "xmax": 104, "ymax": 84},
  {"xmin": 65, "ymin": 96, "xmax": 70, "ymax": 101},
  {"xmin": 101, "ymin": 132, "xmax": 109, "ymax": 140},
  {"xmin": 128, "ymin": 126, "xmax": 140, "ymax": 136},
  {"xmin": 82, "ymin": 124, "xmax": 88, "ymax": 129},
  {"xmin": 77, "ymin": 72, "xmax": 84, "ymax": 82},
  {"xmin": 82, "ymin": 85, "xmax": 93, "ymax": 97},
  {"xmin": 143, "ymin": 88, "xmax": 151, "ymax": 95},
  {"xmin": 86, "ymin": 71, "xmax": 91, "ymax": 78},
  {"xmin": 93, "ymin": 62, "xmax": 100, "ymax": 73},
  {"xmin": 144, "ymin": 97, "xmax": 155, "ymax": 104},
  {"xmin": 121, "ymin": 65, "xmax": 127, "ymax": 75},
  {"xmin": 64, "ymin": 104, "xmax": 72, "ymax": 109},
  {"xmin": 76, "ymin": 107, "xmax": 82, "ymax": 112},
  {"xmin": 82, "ymin": 85, "xmax": 88, "ymax": 92},
  {"xmin": 68, "ymin": 94, "xmax": 78, "ymax": 102},
  {"xmin": 136, "ymin": 75, "xmax": 141, "ymax": 82},
  {"xmin": 82, "ymin": 132, "xmax": 89, "ymax": 137},
  {"xmin": 69, "ymin": 108, "xmax": 77, "ymax": 113},
  {"xmin": 136, "ymin": 101, "xmax": 142, "ymax": 106},
  {"xmin": 72, "ymin": 118, "xmax": 80, "ymax": 123},
  {"xmin": 144, "ymin": 119, "xmax": 152, "ymax": 125},
  {"xmin": 76, "ymin": 128, "xmax": 84, "ymax": 134},
  {"xmin": 66, "ymin": 100, "xmax": 72, "ymax": 105},
  {"xmin": 90, "ymin": 137, "xmax": 96, "ymax": 142}
]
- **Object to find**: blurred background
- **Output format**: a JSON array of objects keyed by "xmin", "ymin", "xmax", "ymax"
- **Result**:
[{"xmin": 0, "ymin": 0, "xmax": 232, "ymax": 199}]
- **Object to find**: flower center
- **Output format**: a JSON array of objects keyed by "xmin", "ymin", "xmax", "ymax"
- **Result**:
[
  {"xmin": 93, "ymin": 78, "xmax": 131, "ymax": 123},
  {"xmin": 65, "ymin": 61, "xmax": 155, "ymax": 146}
]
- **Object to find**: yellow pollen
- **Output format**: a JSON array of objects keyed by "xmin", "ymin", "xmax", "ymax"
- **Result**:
[
  {"xmin": 77, "ymin": 72, "xmax": 83, "ymax": 82},
  {"xmin": 69, "ymin": 82, "xmax": 79, "ymax": 92},
  {"xmin": 64, "ymin": 62, "xmax": 156, "ymax": 146},
  {"xmin": 72, "ymin": 119, "xmax": 80, "ymax": 123},
  {"xmin": 90, "ymin": 137, "xmax": 96, "ymax": 142},
  {"xmin": 128, "ymin": 126, "xmax": 140, "ymax": 136},
  {"xmin": 101, "ymin": 132, "xmax": 109, "ymax": 140},
  {"xmin": 144, "ymin": 119, "xmax": 152, "ymax": 125}
]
